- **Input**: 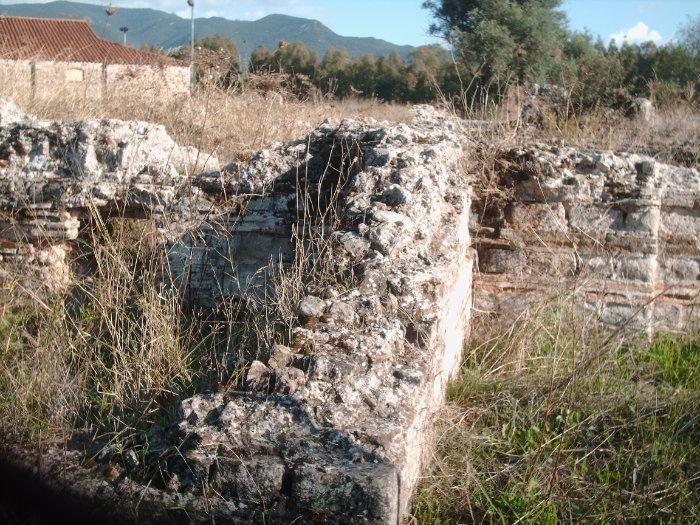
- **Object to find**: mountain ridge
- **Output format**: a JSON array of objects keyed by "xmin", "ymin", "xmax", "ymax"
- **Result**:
[{"xmin": 0, "ymin": 1, "xmax": 417, "ymax": 61}]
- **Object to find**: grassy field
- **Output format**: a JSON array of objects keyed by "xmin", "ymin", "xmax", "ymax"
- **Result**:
[{"xmin": 412, "ymin": 306, "xmax": 700, "ymax": 524}]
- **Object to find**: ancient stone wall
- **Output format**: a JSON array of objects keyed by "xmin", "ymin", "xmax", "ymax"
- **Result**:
[
  {"xmin": 1, "ymin": 96, "xmax": 698, "ymax": 523},
  {"xmin": 0, "ymin": 100, "xmax": 473, "ymax": 523},
  {"xmin": 472, "ymin": 144, "xmax": 700, "ymax": 333},
  {"xmin": 163, "ymin": 108, "xmax": 473, "ymax": 522},
  {"xmin": 0, "ymin": 97, "xmax": 217, "ymax": 291}
]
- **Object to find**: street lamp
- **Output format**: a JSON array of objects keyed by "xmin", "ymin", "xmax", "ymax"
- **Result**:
[
  {"xmin": 187, "ymin": 0, "xmax": 195, "ymax": 91},
  {"xmin": 104, "ymin": 4, "xmax": 117, "ymax": 38},
  {"xmin": 120, "ymin": 26, "xmax": 129, "ymax": 45}
]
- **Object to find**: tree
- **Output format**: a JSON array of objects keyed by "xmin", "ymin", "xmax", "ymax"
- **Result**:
[
  {"xmin": 559, "ymin": 31, "xmax": 625, "ymax": 111},
  {"xmin": 320, "ymin": 48, "xmax": 351, "ymax": 96},
  {"xmin": 196, "ymin": 35, "xmax": 239, "ymax": 57},
  {"xmin": 171, "ymin": 35, "xmax": 240, "ymax": 87},
  {"xmin": 375, "ymin": 52, "xmax": 406, "ymax": 101},
  {"xmin": 406, "ymin": 45, "xmax": 447, "ymax": 101},
  {"xmin": 678, "ymin": 15, "xmax": 700, "ymax": 57},
  {"xmin": 423, "ymin": 0, "xmax": 567, "ymax": 87},
  {"xmin": 346, "ymin": 54, "xmax": 377, "ymax": 97},
  {"xmin": 249, "ymin": 46, "xmax": 274, "ymax": 73},
  {"xmin": 272, "ymin": 42, "xmax": 318, "ymax": 77}
]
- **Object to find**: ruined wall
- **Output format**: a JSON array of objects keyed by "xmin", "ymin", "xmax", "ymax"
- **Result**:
[
  {"xmin": 2, "ymin": 95, "xmax": 699, "ymax": 523},
  {"xmin": 163, "ymin": 107, "xmax": 473, "ymax": 522},
  {"xmin": 0, "ymin": 97, "xmax": 217, "ymax": 291},
  {"xmin": 104, "ymin": 63, "xmax": 191, "ymax": 97},
  {"xmin": 0, "ymin": 99, "xmax": 474, "ymax": 523},
  {"xmin": 472, "ymin": 144, "xmax": 700, "ymax": 333}
]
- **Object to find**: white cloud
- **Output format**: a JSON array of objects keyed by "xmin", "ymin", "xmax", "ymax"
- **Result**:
[{"xmin": 608, "ymin": 21, "xmax": 664, "ymax": 45}]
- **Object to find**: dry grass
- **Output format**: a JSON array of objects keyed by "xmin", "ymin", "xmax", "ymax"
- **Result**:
[
  {"xmin": 441, "ymin": 80, "xmax": 700, "ymax": 170},
  {"xmin": 0, "ymin": 217, "xmax": 206, "ymax": 446},
  {"xmin": 0, "ymin": 63, "xmax": 406, "ymax": 452},
  {"xmin": 2, "ymin": 57, "xmax": 699, "ymax": 522},
  {"xmin": 0, "ymin": 63, "xmax": 412, "ymax": 164},
  {"xmin": 532, "ymin": 105, "xmax": 700, "ymax": 168},
  {"xmin": 0, "ymin": 119, "xmax": 361, "ymax": 453}
]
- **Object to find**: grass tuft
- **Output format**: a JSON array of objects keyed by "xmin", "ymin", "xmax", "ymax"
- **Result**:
[{"xmin": 413, "ymin": 303, "xmax": 700, "ymax": 524}]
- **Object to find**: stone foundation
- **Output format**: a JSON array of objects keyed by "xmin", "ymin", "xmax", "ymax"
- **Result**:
[{"xmin": 471, "ymin": 144, "xmax": 700, "ymax": 333}]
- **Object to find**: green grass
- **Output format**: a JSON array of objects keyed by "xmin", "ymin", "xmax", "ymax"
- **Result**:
[{"xmin": 412, "ymin": 310, "xmax": 700, "ymax": 524}]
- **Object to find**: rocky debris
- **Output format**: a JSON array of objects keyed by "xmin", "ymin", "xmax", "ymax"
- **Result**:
[
  {"xmin": 0, "ymin": 109, "xmax": 219, "ymax": 215},
  {"xmin": 614, "ymin": 89, "xmax": 657, "ymax": 122},
  {"xmin": 273, "ymin": 366, "xmax": 306, "ymax": 394},
  {"xmin": 166, "ymin": 393, "xmax": 400, "ymax": 522},
  {"xmin": 631, "ymin": 97, "xmax": 656, "ymax": 122},
  {"xmin": 471, "ymin": 143, "xmax": 700, "ymax": 333},
  {"xmin": 268, "ymin": 343, "xmax": 295, "ymax": 369},
  {"xmin": 245, "ymin": 360, "xmax": 272, "ymax": 390},
  {"xmin": 521, "ymin": 83, "xmax": 568, "ymax": 126},
  {"xmin": 298, "ymin": 295, "xmax": 327, "ymax": 319},
  {"xmin": 326, "ymin": 300, "xmax": 357, "ymax": 324},
  {"xmin": 0, "ymin": 96, "xmax": 27, "ymax": 126}
]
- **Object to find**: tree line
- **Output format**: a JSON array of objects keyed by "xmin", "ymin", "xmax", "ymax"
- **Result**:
[{"xmin": 171, "ymin": 1, "xmax": 700, "ymax": 111}]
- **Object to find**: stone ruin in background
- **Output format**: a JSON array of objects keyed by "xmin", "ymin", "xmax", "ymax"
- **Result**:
[{"xmin": 0, "ymin": 95, "xmax": 698, "ymax": 523}]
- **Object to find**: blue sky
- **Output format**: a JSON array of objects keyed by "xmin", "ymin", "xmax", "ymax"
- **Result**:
[{"xmin": 5, "ymin": 1, "xmax": 700, "ymax": 47}]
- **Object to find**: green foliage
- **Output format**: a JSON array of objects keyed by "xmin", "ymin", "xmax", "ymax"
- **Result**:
[
  {"xmin": 678, "ymin": 15, "xmax": 700, "ymax": 58},
  {"xmin": 249, "ymin": 45, "xmax": 274, "ymax": 73},
  {"xmin": 424, "ymin": 0, "xmax": 567, "ymax": 86},
  {"xmin": 273, "ymin": 42, "xmax": 320, "ymax": 77},
  {"xmin": 642, "ymin": 333, "xmax": 700, "ymax": 388},
  {"xmin": 196, "ymin": 35, "xmax": 239, "ymax": 56},
  {"xmin": 172, "ymin": 36, "xmax": 241, "ymax": 87},
  {"xmin": 236, "ymin": 1, "xmax": 699, "ymax": 110},
  {"xmin": 419, "ymin": 0, "xmax": 699, "ymax": 110},
  {"xmin": 246, "ymin": 40, "xmax": 452, "ymax": 103},
  {"xmin": 413, "ymin": 315, "xmax": 700, "ymax": 524}
]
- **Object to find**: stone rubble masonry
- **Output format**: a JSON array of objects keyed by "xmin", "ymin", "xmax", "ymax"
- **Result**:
[
  {"xmin": 1, "ymin": 97, "xmax": 698, "ymax": 522},
  {"xmin": 0, "ymin": 97, "xmax": 218, "ymax": 291},
  {"xmin": 0, "ymin": 98, "xmax": 473, "ymax": 523},
  {"xmin": 162, "ymin": 106, "xmax": 473, "ymax": 523},
  {"xmin": 471, "ymin": 143, "xmax": 700, "ymax": 333}
]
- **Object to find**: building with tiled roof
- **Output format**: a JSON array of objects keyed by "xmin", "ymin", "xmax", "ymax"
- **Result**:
[
  {"xmin": 0, "ymin": 16, "xmax": 186, "ymax": 66},
  {"xmin": 0, "ymin": 15, "xmax": 191, "ymax": 102}
]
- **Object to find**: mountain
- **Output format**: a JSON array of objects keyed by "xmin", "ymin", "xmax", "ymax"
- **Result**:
[{"xmin": 0, "ymin": 1, "xmax": 417, "ymax": 61}]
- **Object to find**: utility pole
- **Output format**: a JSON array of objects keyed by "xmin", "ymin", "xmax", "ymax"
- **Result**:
[
  {"xmin": 120, "ymin": 26, "xmax": 128, "ymax": 45},
  {"xmin": 188, "ymin": 0, "xmax": 195, "ymax": 91}
]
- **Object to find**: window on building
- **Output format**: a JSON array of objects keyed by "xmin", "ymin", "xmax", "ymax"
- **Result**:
[{"xmin": 65, "ymin": 68, "xmax": 85, "ymax": 82}]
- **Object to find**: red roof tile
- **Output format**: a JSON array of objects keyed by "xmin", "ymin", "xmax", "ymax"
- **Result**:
[{"xmin": 0, "ymin": 16, "xmax": 188, "ymax": 67}]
